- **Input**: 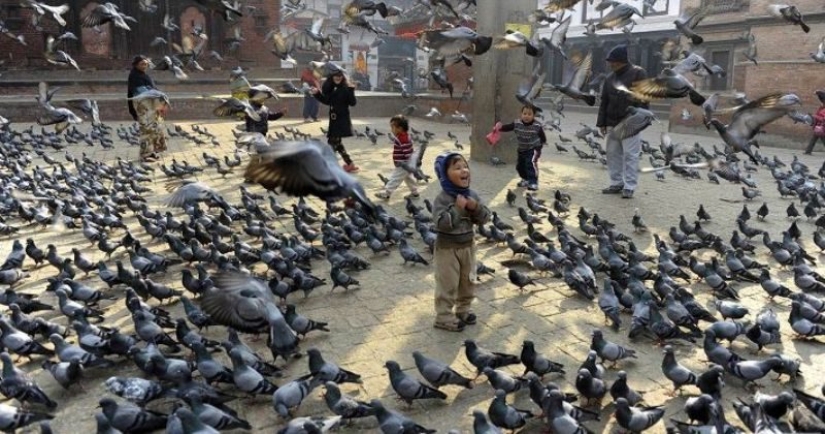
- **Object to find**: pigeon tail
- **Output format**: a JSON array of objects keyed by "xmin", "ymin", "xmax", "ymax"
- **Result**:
[
  {"xmin": 583, "ymin": 94, "xmax": 597, "ymax": 107},
  {"xmin": 801, "ymin": 22, "xmax": 810, "ymax": 33},
  {"xmin": 688, "ymin": 90, "xmax": 706, "ymax": 106},
  {"xmin": 375, "ymin": 2, "xmax": 388, "ymax": 18},
  {"xmin": 690, "ymin": 34, "xmax": 704, "ymax": 45},
  {"xmin": 525, "ymin": 43, "xmax": 541, "ymax": 57}
]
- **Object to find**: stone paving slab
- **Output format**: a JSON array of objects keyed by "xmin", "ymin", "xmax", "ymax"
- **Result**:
[{"xmin": 0, "ymin": 111, "xmax": 824, "ymax": 433}]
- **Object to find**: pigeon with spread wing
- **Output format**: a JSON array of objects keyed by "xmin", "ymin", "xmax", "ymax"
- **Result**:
[
  {"xmin": 543, "ymin": 0, "xmax": 585, "ymax": 13},
  {"xmin": 243, "ymin": 137, "xmax": 377, "ymax": 218},
  {"xmin": 264, "ymin": 30, "xmax": 299, "ymax": 65},
  {"xmin": 516, "ymin": 63, "xmax": 546, "ymax": 110},
  {"xmin": 128, "ymin": 88, "xmax": 171, "ymax": 124},
  {"xmin": 417, "ymin": 26, "xmax": 493, "ymax": 62},
  {"xmin": 192, "ymin": 0, "xmax": 242, "ymax": 21},
  {"xmin": 43, "ymin": 35, "xmax": 79, "ymax": 70},
  {"xmin": 707, "ymin": 93, "xmax": 800, "ymax": 165},
  {"xmin": 619, "ymin": 68, "xmax": 706, "ymax": 106},
  {"xmin": 65, "ymin": 99, "xmax": 100, "ymax": 125},
  {"xmin": 200, "ymin": 271, "xmax": 283, "ymax": 333},
  {"xmin": 82, "ymin": 2, "xmax": 134, "ymax": 31},
  {"xmin": 549, "ymin": 50, "xmax": 596, "ymax": 106},
  {"xmin": 611, "ymin": 107, "xmax": 657, "ymax": 141},
  {"xmin": 212, "ymin": 98, "xmax": 260, "ymax": 121},
  {"xmin": 674, "ymin": 6, "xmax": 707, "ymax": 45}
]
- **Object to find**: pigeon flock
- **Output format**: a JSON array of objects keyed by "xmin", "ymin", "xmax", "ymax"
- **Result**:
[{"xmin": 0, "ymin": 0, "xmax": 825, "ymax": 433}]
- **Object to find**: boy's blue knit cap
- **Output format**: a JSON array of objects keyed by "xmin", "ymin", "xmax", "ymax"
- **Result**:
[{"xmin": 606, "ymin": 45, "xmax": 628, "ymax": 63}]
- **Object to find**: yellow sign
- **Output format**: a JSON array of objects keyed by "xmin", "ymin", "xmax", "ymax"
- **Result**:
[{"xmin": 505, "ymin": 23, "xmax": 532, "ymax": 38}]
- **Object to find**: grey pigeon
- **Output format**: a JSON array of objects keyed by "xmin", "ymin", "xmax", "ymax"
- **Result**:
[
  {"xmin": 41, "ymin": 360, "xmax": 82, "ymax": 390},
  {"xmin": 662, "ymin": 345, "xmax": 697, "ymax": 394},
  {"xmin": 0, "ymin": 352, "xmax": 56, "ymax": 408},
  {"xmin": 228, "ymin": 348, "xmax": 278, "ymax": 395},
  {"xmin": 472, "ymin": 409, "xmax": 502, "ymax": 434},
  {"xmin": 371, "ymin": 399, "xmax": 435, "ymax": 433},
  {"xmin": 575, "ymin": 368, "xmax": 606, "ymax": 406},
  {"xmin": 170, "ymin": 407, "xmax": 219, "ymax": 434},
  {"xmin": 411, "ymin": 351, "xmax": 473, "ymax": 389},
  {"xmin": 488, "ymin": 389, "xmax": 532, "ymax": 431},
  {"xmin": 464, "ymin": 340, "xmax": 520, "ymax": 376},
  {"xmin": 482, "ymin": 367, "xmax": 526, "ymax": 394},
  {"xmin": 272, "ymin": 376, "xmax": 323, "ymax": 419},
  {"xmin": 590, "ymin": 329, "xmax": 636, "ymax": 365},
  {"xmin": 614, "ymin": 397, "xmax": 665, "ymax": 432},
  {"xmin": 104, "ymin": 376, "xmax": 168, "ymax": 407},
  {"xmin": 98, "ymin": 397, "xmax": 167, "ymax": 433},
  {"xmin": 610, "ymin": 371, "xmax": 645, "ymax": 406},
  {"xmin": 244, "ymin": 138, "xmax": 378, "ymax": 219},
  {"xmin": 520, "ymin": 340, "xmax": 565, "ymax": 378},
  {"xmin": 0, "ymin": 403, "xmax": 52, "ymax": 432},
  {"xmin": 304, "ymin": 348, "xmax": 361, "ymax": 384},
  {"xmin": 385, "ymin": 360, "xmax": 447, "ymax": 405},
  {"xmin": 186, "ymin": 392, "xmax": 251, "ymax": 431},
  {"xmin": 323, "ymin": 381, "xmax": 376, "ymax": 419}
]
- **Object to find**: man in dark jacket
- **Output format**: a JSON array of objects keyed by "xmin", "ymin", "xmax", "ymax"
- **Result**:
[{"xmin": 596, "ymin": 45, "xmax": 648, "ymax": 199}]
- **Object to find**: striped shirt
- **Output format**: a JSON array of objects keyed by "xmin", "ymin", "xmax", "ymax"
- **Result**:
[
  {"xmin": 392, "ymin": 132, "xmax": 414, "ymax": 163},
  {"xmin": 500, "ymin": 119, "xmax": 546, "ymax": 151}
]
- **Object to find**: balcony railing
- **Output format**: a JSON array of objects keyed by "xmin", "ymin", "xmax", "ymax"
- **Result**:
[{"xmin": 701, "ymin": 0, "xmax": 749, "ymax": 13}]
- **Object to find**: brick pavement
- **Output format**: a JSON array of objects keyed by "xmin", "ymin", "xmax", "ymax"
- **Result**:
[{"xmin": 0, "ymin": 111, "xmax": 824, "ymax": 433}]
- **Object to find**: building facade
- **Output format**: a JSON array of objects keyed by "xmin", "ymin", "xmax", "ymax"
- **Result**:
[
  {"xmin": 671, "ymin": 0, "xmax": 825, "ymax": 143},
  {"xmin": 536, "ymin": 0, "xmax": 682, "ymax": 88},
  {"xmin": 0, "ymin": 0, "xmax": 280, "ymax": 71}
]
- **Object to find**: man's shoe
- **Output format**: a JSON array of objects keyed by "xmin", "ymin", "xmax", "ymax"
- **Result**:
[
  {"xmin": 622, "ymin": 189, "xmax": 634, "ymax": 199},
  {"xmin": 602, "ymin": 185, "xmax": 623, "ymax": 194},
  {"xmin": 527, "ymin": 183, "xmax": 538, "ymax": 191},
  {"xmin": 456, "ymin": 312, "xmax": 477, "ymax": 325},
  {"xmin": 517, "ymin": 180, "xmax": 529, "ymax": 188},
  {"xmin": 804, "ymin": 151, "xmax": 813, "ymax": 155}
]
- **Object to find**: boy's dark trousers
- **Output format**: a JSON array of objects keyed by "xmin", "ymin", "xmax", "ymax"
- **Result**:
[{"xmin": 516, "ymin": 147, "xmax": 541, "ymax": 184}]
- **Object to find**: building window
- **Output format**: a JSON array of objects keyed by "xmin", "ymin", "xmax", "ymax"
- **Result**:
[
  {"xmin": 581, "ymin": 2, "xmax": 604, "ymax": 23},
  {"xmin": 708, "ymin": 50, "xmax": 730, "ymax": 91},
  {"xmin": 2, "ymin": 5, "xmax": 23, "ymax": 31},
  {"xmin": 254, "ymin": 15, "xmax": 268, "ymax": 28},
  {"xmin": 643, "ymin": 0, "xmax": 670, "ymax": 16},
  {"xmin": 701, "ymin": 0, "xmax": 749, "ymax": 13}
]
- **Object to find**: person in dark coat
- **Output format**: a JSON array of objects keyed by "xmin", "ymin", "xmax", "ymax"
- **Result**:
[
  {"xmin": 596, "ymin": 45, "xmax": 648, "ymax": 199},
  {"xmin": 311, "ymin": 70, "xmax": 359, "ymax": 173},
  {"xmin": 127, "ymin": 55, "xmax": 167, "ymax": 162}
]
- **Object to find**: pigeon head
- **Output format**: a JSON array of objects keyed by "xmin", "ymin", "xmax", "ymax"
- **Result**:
[
  {"xmin": 384, "ymin": 360, "xmax": 401, "ymax": 371},
  {"xmin": 817, "ymin": 90, "xmax": 825, "ymax": 104}
]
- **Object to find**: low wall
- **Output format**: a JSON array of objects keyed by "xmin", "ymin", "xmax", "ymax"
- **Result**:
[{"xmin": 0, "ymin": 92, "xmax": 465, "ymax": 123}]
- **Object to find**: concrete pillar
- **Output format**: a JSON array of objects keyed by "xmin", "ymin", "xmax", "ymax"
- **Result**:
[{"xmin": 470, "ymin": 0, "xmax": 537, "ymax": 164}]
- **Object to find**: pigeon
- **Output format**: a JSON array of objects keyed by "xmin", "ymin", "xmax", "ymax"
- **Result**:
[
  {"xmin": 743, "ymin": 31, "xmax": 758, "ymax": 65},
  {"xmin": 0, "ymin": 403, "xmax": 52, "ymax": 432},
  {"xmin": 304, "ymin": 348, "xmax": 362, "ymax": 384},
  {"xmin": 104, "ymin": 377, "xmax": 168, "ymax": 407},
  {"xmin": 385, "ymin": 360, "xmax": 447, "ymax": 405},
  {"xmin": 98, "ymin": 397, "xmax": 167, "ymax": 433},
  {"xmin": 412, "ymin": 351, "xmax": 473, "ymax": 389},
  {"xmin": 322, "ymin": 381, "xmax": 374, "ymax": 420},
  {"xmin": 550, "ymin": 50, "xmax": 596, "ymax": 106},
  {"xmin": 488, "ymin": 389, "xmax": 532, "ymax": 431},
  {"xmin": 620, "ymin": 68, "xmax": 706, "ymax": 106},
  {"xmin": 661, "ymin": 345, "xmax": 697, "ymax": 394},
  {"xmin": 614, "ymin": 397, "xmax": 665, "ymax": 432},
  {"xmin": 590, "ymin": 329, "xmax": 637, "ymax": 366},
  {"xmin": 767, "ymin": 4, "xmax": 810, "ymax": 33},
  {"xmin": 674, "ymin": 6, "xmax": 708, "ymax": 45},
  {"xmin": 708, "ymin": 93, "xmax": 800, "ymax": 165},
  {"xmin": 464, "ymin": 340, "xmax": 520, "ymax": 376},
  {"xmin": 520, "ymin": 340, "xmax": 565, "ymax": 378},
  {"xmin": 371, "ymin": 399, "xmax": 435, "ymax": 433},
  {"xmin": 244, "ymin": 138, "xmax": 378, "ymax": 218},
  {"xmin": 610, "ymin": 370, "xmax": 645, "ymax": 406},
  {"xmin": 272, "ymin": 377, "xmax": 323, "ymax": 419}
]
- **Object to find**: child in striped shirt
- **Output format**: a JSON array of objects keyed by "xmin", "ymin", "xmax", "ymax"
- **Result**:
[
  {"xmin": 375, "ymin": 114, "xmax": 420, "ymax": 200},
  {"xmin": 496, "ymin": 105, "xmax": 547, "ymax": 191}
]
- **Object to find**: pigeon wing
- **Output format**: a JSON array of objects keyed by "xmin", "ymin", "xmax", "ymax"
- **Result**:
[
  {"xmin": 245, "ymin": 140, "xmax": 345, "ymax": 199},
  {"xmin": 728, "ymin": 93, "xmax": 797, "ymax": 141},
  {"xmin": 550, "ymin": 15, "xmax": 571, "ymax": 48},
  {"xmin": 200, "ymin": 271, "xmax": 277, "ymax": 332},
  {"xmin": 568, "ymin": 50, "xmax": 593, "ymax": 91},
  {"xmin": 684, "ymin": 6, "xmax": 708, "ymax": 29},
  {"xmin": 82, "ymin": 5, "xmax": 110, "ymax": 27}
]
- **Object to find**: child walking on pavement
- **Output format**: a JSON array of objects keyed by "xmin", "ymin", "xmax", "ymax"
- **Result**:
[
  {"xmin": 494, "ymin": 105, "xmax": 546, "ymax": 191},
  {"xmin": 376, "ymin": 114, "xmax": 419, "ymax": 200},
  {"xmin": 431, "ymin": 151, "xmax": 491, "ymax": 332},
  {"xmin": 244, "ymin": 95, "xmax": 286, "ymax": 135},
  {"xmin": 311, "ymin": 70, "xmax": 359, "ymax": 173}
]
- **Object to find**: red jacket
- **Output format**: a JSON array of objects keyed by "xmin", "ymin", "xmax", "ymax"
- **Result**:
[
  {"xmin": 300, "ymin": 69, "xmax": 319, "ymax": 88},
  {"xmin": 815, "ymin": 107, "xmax": 825, "ymax": 125},
  {"xmin": 392, "ymin": 132, "xmax": 414, "ymax": 164}
]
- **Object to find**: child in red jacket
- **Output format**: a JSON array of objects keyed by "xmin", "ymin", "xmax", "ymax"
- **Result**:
[
  {"xmin": 376, "ymin": 115, "xmax": 420, "ymax": 200},
  {"xmin": 805, "ymin": 90, "xmax": 825, "ymax": 155}
]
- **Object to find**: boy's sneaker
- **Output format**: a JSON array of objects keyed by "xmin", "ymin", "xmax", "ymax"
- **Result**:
[
  {"xmin": 375, "ymin": 191, "xmax": 391, "ymax": 200},
  {"xmin": 517, "ymin": 180, "xmax": 529, "ymax": 187},
  {"xmin": 404, "ymin": 192, "xmax": 420, "ymax": 200},
  {"xmin": 621, "ymin": 189, "xmax": 634, "ymax": 199},
  {"xmin": 527, "ymin": 183, "xmax": 538, "ymax": 191}
]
